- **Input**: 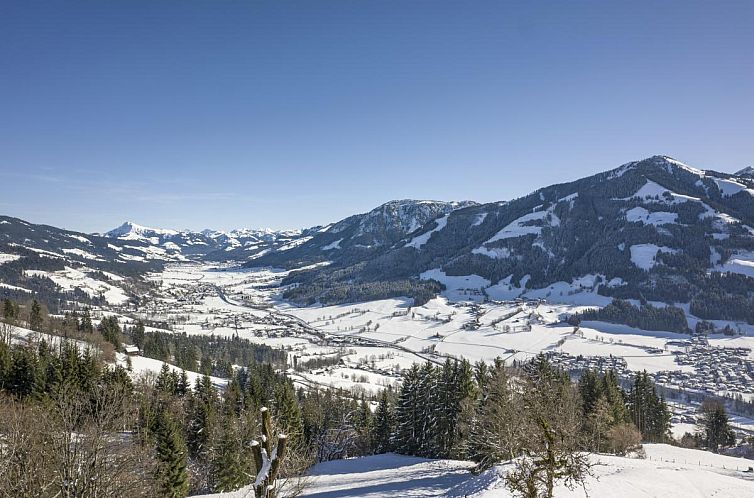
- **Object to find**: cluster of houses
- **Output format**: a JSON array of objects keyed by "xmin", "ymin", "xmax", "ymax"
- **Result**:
[
  {"xmin": 660, "ymin": 339, "xmax": 754, "ymax": 397},
  {"xmin": 546, "ymin": 336, "xmax": 754, "ymax": 401}
]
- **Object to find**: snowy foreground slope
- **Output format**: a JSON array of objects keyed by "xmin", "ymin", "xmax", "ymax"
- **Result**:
[{"xmin": 196, "ymin": 444, "xmax": 754, "ymax": 498}]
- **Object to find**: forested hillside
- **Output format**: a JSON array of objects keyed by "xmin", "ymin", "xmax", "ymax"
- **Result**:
[{"xmin": 274, "ymin": 156, "xmax": 754, "ymax": 322}]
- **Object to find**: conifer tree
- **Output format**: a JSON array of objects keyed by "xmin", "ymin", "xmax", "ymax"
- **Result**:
[
  {"xmin": 697, "ymin": 400, "xmax": 735, "ymax": 453},
  {"xmin": 188, "ymin": 375, "xmax": 218, "ymax": 462},
  {"xmin": 274, "ymin": 381, "xmax": 303, "ymax": 444},
  {"xmin": 372, "ymin": 389, "xmax": 394, "ymax": 454},
  {"xmin": 578, "ymin": 369, "xmax": 599, "ymax": 414},
  {"xmin": 29, "ymin": 299, "xmax": 43, "ymax": 331},
  {"xmin": 392, "ymin": 364, "xmax": 420, "ymax": 455},
  {"xmin": 212, "ymin": 414, "xmax": 246, "ymax": 492},
  {"xmin": 0, "ymin": 339, "xmax": 11, "ymax": 389},
  {"xmin": 10, "ymin": 347, "xmax": 37, "ymax": 398},
  {"xmin": 154, "ymin": 410, "xmax": 190, "ymax": 498},
  {"xmin": 355, "ymin": 396, "xmax": 374, "ymax": 454},
  {"xmin": 156, "ymin": 363, "xmax": 177, "ymax": 395},
  {"xmin": 79, "ymin": 308, "xmax": 94, "ymax": 334},
  {"xmin": 132, "ymin": 319, "xmax": 146, "ymax": 349},
  {"xmin": 468, "ymin": 361, "xmax": 518, "ymax": 467},
  {"xmin": 177, "ymin": 370, "xmax": 189, "ymax": 396},
  {"xmin": 628, "ymin": 371, "xmax": 670, "ymax": 442},
  {"xmin": 416, "ymin": 361, "xmax": 438, "ymax": 456},
  {"xmin": 600, "ymin": 370, "xmax": 629, "ymax": 424},
  {"xmin": 3, "ymin": 298, "xmax": 16, "ymax": 322}
]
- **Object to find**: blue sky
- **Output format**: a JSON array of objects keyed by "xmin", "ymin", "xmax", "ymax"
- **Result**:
[{"xmin": 1, "ymin": 1, "xmax": 753, "ymax": 233}]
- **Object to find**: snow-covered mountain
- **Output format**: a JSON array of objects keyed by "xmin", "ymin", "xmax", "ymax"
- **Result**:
[
  {"xmin": 278, "ymin": 156, "xmax": 754, "ymax": 319},
  {"xmin": 103, "ymin": 221, "xmax": 309, "ymax": 260},
  {"xmin": 5, "ymin": 155, "xmax": 754, "ymax": 320},
  {"xmin": 737, "ymin": 166, "xmax": 754, "ymax": 178},
  {"xmin": 0, "ymin": 215, "xmax": 183, "ymax": 308},
  {"xmin": 248, "ymin": 199, "xmax": 476, "ymax": 268}
]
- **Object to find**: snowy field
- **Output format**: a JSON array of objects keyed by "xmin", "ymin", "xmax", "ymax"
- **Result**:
[{"xmin": 196, "ymin": 444, "xmax": 754, "ymax": 498}]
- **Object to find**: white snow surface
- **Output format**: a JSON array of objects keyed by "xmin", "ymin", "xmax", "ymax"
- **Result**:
[
  {"xmin": 420, "ymin": 268, "xmax": 490, "ymax": 301},
  {"xmin": 196, "ymin": 444, "xmax": 754, "ymax": 498},
  {"xmin": 405, "ymin": 214, "xmax": 450, "ymax": 249},
  {"xmin": 116, "ymin": 353, "xmax": 228, "ymax": 388},
  {"xmin": 23, "ymin": 267, "xmax": 129, "ymax": 304},
  {"xmin": 625, "ymin": 207, "xmax": 678, "ymax": 226},
  {"xmin": 0, "ymin": 253, "xmax": 22, "ymax": 264},
  {"xmin": 629, "ymin": 244, "xmax": 677, "ymax": 271},
  {"xmin": 715, "ymin": 251, "xmax": 754, "ymax": 278},
  {"xmin": 484, "ymin": 209, "xmax": 553, "ymax": 243},
  {"xmin": 321, "ymin": 239, "xmax": 343, "ymax": 251},
  {"xmin": 712, "ymin": 177, "xmax": 754, "ymax": 197}
]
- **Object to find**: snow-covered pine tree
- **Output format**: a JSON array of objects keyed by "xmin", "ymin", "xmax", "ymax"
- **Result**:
[
  {"xmin": 417, "ymin": 361, "xmax": 439, "ymax": 456},
  {"xmin": 155, "ymin": 409, "xmax": 190, "ymax": 498},
  {"xmin": 392, "ymin": 364, "xmax": 420, "ymax": 454},
  {"xmin": 372, "ymin": 389, "xmax": 394, "ymax": 453}
]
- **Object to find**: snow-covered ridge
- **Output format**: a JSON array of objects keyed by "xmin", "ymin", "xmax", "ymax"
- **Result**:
[
  {"xmin": 736, "ymin": 166, "xmax": 754, "ymax": 178},
  {"xmin": 102, "ymin": 220, "xmax": 308, "ymax": 259},
  {"xmin": 105, "ymin": 221, "xmax": 179, "ymax": 239}
]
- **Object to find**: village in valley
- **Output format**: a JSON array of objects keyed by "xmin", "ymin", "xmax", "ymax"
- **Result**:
[{"xmin": 97, "ymin": 262, "xmax": 754, "ymax": 441}]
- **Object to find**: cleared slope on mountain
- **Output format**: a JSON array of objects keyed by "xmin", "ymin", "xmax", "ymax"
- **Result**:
[{"xmin": 247, "ymin": 199, "xmax": 476, "ymax": 268}]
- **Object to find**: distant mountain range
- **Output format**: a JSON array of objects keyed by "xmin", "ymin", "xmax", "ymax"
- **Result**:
[
  {"xmin": 102, "ymin": 221, "xmax": 309, "ymax": 260},
  {"xmin": 3, "ymin": 155, "xmax": 754, "ymax": 323}
]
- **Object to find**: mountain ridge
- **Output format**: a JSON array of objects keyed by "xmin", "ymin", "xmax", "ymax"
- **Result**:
[
  {"xmin": 275, "ymin": 156, "xmax": 754, "ymax": 322},
  {"xmin": 4, "ymin": 155, "xmax": 754, "ymax": 323}
]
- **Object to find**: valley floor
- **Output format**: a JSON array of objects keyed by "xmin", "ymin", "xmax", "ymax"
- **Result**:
[{"xmin": 198, "ymin": 444, "xmax": 754, "ymax": 498}]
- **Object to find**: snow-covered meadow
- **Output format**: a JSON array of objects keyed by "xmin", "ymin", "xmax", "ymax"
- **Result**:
[{"xmin": 196, "ymin": 444, "xmax": 754, "ymax": 497}]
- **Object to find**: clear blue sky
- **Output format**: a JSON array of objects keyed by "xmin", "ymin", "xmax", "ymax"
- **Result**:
[{"xmin": 1, "ymin": 1, "xmax": 753, "ymax": 233}]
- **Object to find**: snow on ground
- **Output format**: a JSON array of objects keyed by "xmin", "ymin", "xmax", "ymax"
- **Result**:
[
  {"xmin": 24, "ymin": 267, "xmax": 129, "ymax": 304},
  {"xmin": 712, "ymin": 177, "xmax": 754, "ymax": 197},
  {"xmin": 626, "ymin": 206, "xmax": 678, "ymax": 226},
  {"xmin": 483, "ymin": 209, "xmax": 555, "ymax": 243},
  {"xmin": 630, "ymin": 244, "xmax": 677, "ymax": 270},
  {"xmin": 290, "ymin": 367, "xmax": 398, "ymax": 394},
  {"xmin": 116, "ymin": 353, "xmax": 228, "ymax": 388},
  {"xmin": 321, "ymin": 239, "xmax": 343, "ymax": 251},
  {"xmin": 621, "ymin": 179, "xmax": 720, "ymax": 221},
  {"xmin": 130, "ymin": 263, "xmax": 754, "ymax": 406},
  {"xmin": 715, "ymin": 250, "xmax": 754, "ymax": 278},
  {"xmin": 62, "ymin": 248, "xmax": 103, "ymax": 260},
  {"xmin": 419, "ymin": 268, "xmax": 490, "ymax": 301},
  {"xmin": 405, "ymin": 214, "xmax": 449, "ymax": 249},
  {"xmin": 284, "ymin": 296, "xmax": 685, "ymax": 370},
  {"xmin": 471, "ymin": 245, "xmax": 510, "ymax": 259},
  {"xmin": 471, "ymin": 212, "xmax": 487, "ymax": 226},
  {"xmin": 195, "ymin": 444, "xmax": 754, "ymax": 498},
  {"xmin": 0, "ymin": 253, "xmax": 22, "ymax": 264},
  {"xmin": 0, "ymin": 282, "xmax": 32, "ymax": 293}
]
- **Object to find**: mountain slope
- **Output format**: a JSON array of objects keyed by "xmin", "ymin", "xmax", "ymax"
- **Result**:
[
  {"xmin": 736, "ymin": 166, "xmax": 754, "ymax": 178},
  {"xmin": 279, "ymin": 156, "xmax": 754, "ymax": 322},
  {"xmin": 0, "ymin": 216, "xmax": 180, "ymax": 308},
  {"xmin": 246, "ymin": 199, "xmax": 476, "ymax": 269}
]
